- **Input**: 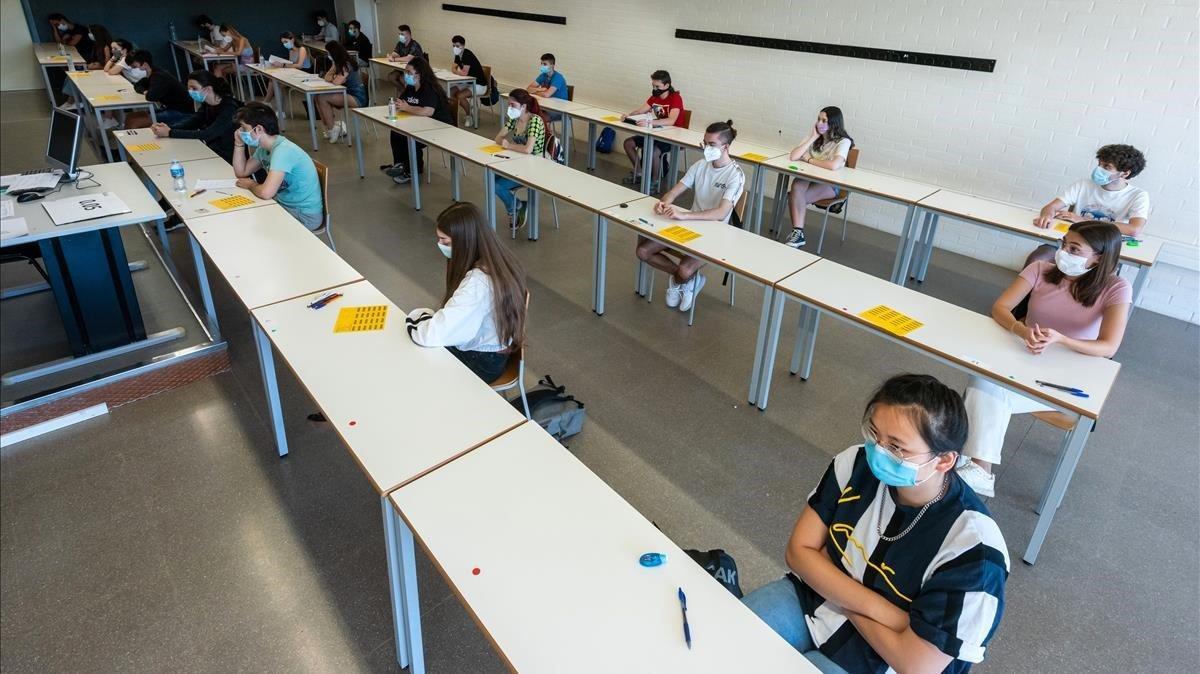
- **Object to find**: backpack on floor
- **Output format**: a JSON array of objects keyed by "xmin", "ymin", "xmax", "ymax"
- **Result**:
[
  {"xmin": 486, "ymin": 76, "xmax": 500, "ymax": 106},
  {"xmin": 516, "ymin": 375, "xmax": 586, "ymax": 444},
  {"xmin": 684, "ymin": 548, "xmax": 743, "ymax": 598},
  {"xmin": 595, "ymin": 127, "xmax": 616, "ymax": 153}
]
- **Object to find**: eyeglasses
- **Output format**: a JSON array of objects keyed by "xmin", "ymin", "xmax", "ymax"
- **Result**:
[{"xmin": 861, "ymin": 426, "xmax": 933, "ymax": 461}]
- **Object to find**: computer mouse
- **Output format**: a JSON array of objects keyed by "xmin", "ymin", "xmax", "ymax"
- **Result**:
[{"xmin": 16, "ymin": 191, "xmax": 44, "ymax": 203}]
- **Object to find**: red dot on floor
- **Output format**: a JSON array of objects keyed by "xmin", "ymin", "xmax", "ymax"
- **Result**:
[
  {"xmin": 349, "ymin": 420, "xmax": 357, "ymax": 426},
  {"xmin": 472, "ymin": 567, "xmax": 481, "ymax": 575}
]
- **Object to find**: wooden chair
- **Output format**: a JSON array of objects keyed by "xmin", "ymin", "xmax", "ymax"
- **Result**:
[
  {"xmin": 311, "ymin": 159, "xmax": 335, "ymax": 251},
  {"xmin": 488, "ymin": 292, "xmax": 531, "ymax": 418},
  {"xmin": 810, "ymin": 147, "xmax": 860, "ymax": 253},
  {"xmin": 481, "ymin": 66, "xmax": 496, "ymax": 117}
]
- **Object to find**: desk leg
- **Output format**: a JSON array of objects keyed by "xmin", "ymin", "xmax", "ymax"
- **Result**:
[
  {"xmin": 906, "ymin": 211, "xmax": 933, "ymax": 281},
  {"xmin": 408, "ymin": 135, "xmax": 422, "ymax": 211},
  {"xmin": 40, "ymin": 65, "xmax": 57, "ymax": 109},
  {"xmin": 564, "ymin": 115, "xmax": 573, "ymax": 166},
  {"xmin": 593, "ymin": 214, "xmax": 608, "ymax": 315},
  {"xmin": 915, "ymin": 214, "xmax": 939, "ymax": 282},
  {"xmin": 307, "ymin": 93, "xmax": 320, "ymax": 151},
  {"xmin": 250, "ymin": 320, "xmax": 288, "ymax": 457},
  {"xmin": 670, "ymin": 145, "xmax": 680, "ymax": 186},
  {"xmin": 354, "ymin": 115, "xmax": 365, "ymax": 178},
  {"xmin": 752, "ymin": 289, "xmax": 787, "ymax": 410},
  {"xmin": 170, "ymin": 44, "xmax": 181, "ymax": 81},
  {"xmin": 586, "ymin": 122, "xmax": 597, "ymax": 172},
  {"xmin": 188, "ymin": 231, "xmax": 221, "ymax": 341},
  {"xmin": 484, "ymin": 168, "xmax": 496, "ymax": 229},
  {"xmin": 451, "ymin": 157, "xmax": 461, "ymax": 201},
  {"xmin": 1023, "ymin": 417, "xmax": 1094, "ymax": 565},
  {"xmin": 640, "ymin": 133, "xmax": 654, "ymax": 194},
  {"xmin": 155, "ymin": 219, "xmax": 172, "ymax": 258},
  {"xmin": 1130, "ymin": 263, "xmax": 1151, "ymax": 316},
  {"xmin": 888, "ymin": 205, "xmax": 919, "ymax": 284},
  {"xmin": 94, "ymin": 107, "xmax": 114, "ymax": 162},
  {"xmin": 369, "ymin": 63, "xmax": 377, "ymax": 106},
  {"xmin": 272, "ymin": 81, "xmax": 286, "ymax": 131},
  {"xmin": 528, "ymin": 189, "xmax": 540, "ymax": 241},
  {"xmin": 769, "ymin": 172, "xmax": 786, "ymax": 236},
  {"xmin": 748, "ymin": 287, "xmax": 776, "ymax": 405},
  {"xmin": 383, "ymin": 497, "xmax": 423, "ymax": 671},
  {"xmin": 342, "ymin": 91, "xmax": 351, "ymax": 147},
  {"xmin": 751, "ymin": 165, "xmax": 767, "ymax": 235},
  {"xmin": 789, "ymin": 306, "xmax": 821, "ymax": 380}
]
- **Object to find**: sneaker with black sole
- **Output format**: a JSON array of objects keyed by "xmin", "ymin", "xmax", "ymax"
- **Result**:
[
  {"xmin": 163, "ymin": 220, "xmax": 185, "ymax": 232},
  {"xmin": 515, "ymin": 200, "xmax": 528, "ymax": 228},
  {"xmin": 622, "ymin": 172, "xmax": 641, "ymax": 185},
  {"xmin": 785, "ymin": 228, "xmax": 807, "ymax": 249},
  {"xmin": 392, "ymin": 172, "xmax": 412, "ymax": 185}
]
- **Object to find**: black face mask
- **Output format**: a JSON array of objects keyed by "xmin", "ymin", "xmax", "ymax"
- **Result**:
[{"xmin": 652, "ymin": 87, "xmax": 669, "ymax": 96}]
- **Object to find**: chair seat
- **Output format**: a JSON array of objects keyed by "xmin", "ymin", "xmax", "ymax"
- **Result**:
[
  {"xmin": 812, "ymin": 196, "xmax": 848, "ymax": 212},
  {"xmin": 1031, "ymin": 410, "xmax": 1078, "ymax": 431},
  {"xmin": 489, "ymin": 353, "xmax": 521, "ymax": 389}
]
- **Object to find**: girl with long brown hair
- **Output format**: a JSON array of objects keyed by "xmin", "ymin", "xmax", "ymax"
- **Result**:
[
  {"xmin": 316, "ymin": 41, "xmax": 366, "ymax": 143},
  {"xmin": 492, "ymin": 89, "xmax": 551, "ymax": 228},
  {"xmin": 957, "ymin": 220, "xmax": 1130, "ymax": 496},
  {"xmin": 405, "ymin": 203, "xmax": 529, "ymax": 382}
]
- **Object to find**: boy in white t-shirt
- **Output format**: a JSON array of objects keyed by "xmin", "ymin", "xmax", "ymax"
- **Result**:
[
  {"xmin": 1027, "ymin": 143, "xmax": 1149, "ymax": 264},
  {"xmin": 636, "ymin": 120, "xmax": 746, "ymax": 312}
]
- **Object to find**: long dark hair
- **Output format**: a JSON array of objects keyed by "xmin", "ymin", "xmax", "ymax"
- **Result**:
[
  {"xmin": 1043, "ymin": 221, "xmax": 1123, "ymax": 308},
  {"xmin": 407, "ymin": 57, "xmax": 448, "ymax": 106},
  {"xmin": 862, "ymin": 374, "xmax": 968, "ymax": 456},
  {"xmin": 326, "ymin": 40, "xmax": 355, "ymax": 74},
  {"xmin": 508, "ymin": 88, "xmax": 551, "ymax": 138},
  {"xmin": 187, "ymin": 69, "xmax": 232, "ymax": 101},
  {"xmin": 89, "ymin": 24, "xmax": 113, "ymax": 63},
  {"xmin": 819, "ymin": 105, "xmax": 853, "ymax": 149},
  {"xmin": 436, "ymin": 203, "xmax": 528, "ymax": 351}
]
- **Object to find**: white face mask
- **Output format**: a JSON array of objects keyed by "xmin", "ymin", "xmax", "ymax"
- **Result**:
[
  {"xmin": 702, "ymin": 145, "xmax": 722, "ymax": 162},
  {"xmin": 1054, "ymin": 248, "xmax": 1093, "ymax": 277},
  {"xmin": 57, "ymin": 23, "xmax": 68, "ymax": 31},
  {"xmin": 437, "ymin": 242, "xmax": 452, "ymax": 259},
  {"xmin": 452, "ymin": 46, "xmax": 463, "ymax": 56},
  {"xmin": 87, "ymin": 32, "xmax": 94, "ymax": 40},
  {"xmin": 219, "ymin": 34, "xmax": 232, "ymax": 45},
  {"xmin": 506, "ymin": 106, "xmax": 522, "ymax": 120},
  {"xmin": 129, "ymin": 67, "xmax": 147, "ymax": 80},
  {"xmin": 317, "ymin": 19, "xmax": 327, "ymax": 26}
]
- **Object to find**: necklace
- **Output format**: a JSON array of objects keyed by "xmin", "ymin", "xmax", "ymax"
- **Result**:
[{"xmin": 877, "ymin": 473, "xmax": 950, "ymax": 542}]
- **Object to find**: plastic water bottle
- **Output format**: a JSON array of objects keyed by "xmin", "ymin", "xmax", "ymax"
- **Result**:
[
  {"xmin": 57, "ymin": 43, "xmax": 65, "ymax": 55},
  {"xmin": 66, "ymin": 53, "xmax": 74, "ymax": 71},
  {"xmin": 169, "ymin": 20, "xmax": 177, "ymax": 41},
  {"xmin": 387, "ymin": 98, "xmax": 396, "ymax": 120},
  {"xmin": 170, "ymin": 160, "xmax": 186, "ymax": 192}
]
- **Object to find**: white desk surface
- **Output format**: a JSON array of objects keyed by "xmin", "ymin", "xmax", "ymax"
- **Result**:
[
  {"xmin": 490, "ymin": 155, "xmax": 644, "ymax": 212},
  {"xmin": 34, "ymin": 43, "xmax": 84, "ymax": 65},
  {"xmin": 252, "ymin": 280, "xmax": 527, "ymax": 494},
  {"xmin": 526, "ymin": 96, "xmax": 597, "ymax": 114},
  {"xmin": 188, "ymin": 203, "xmax": 362, "ymax": 310},
  {"xmin": 602, "ymin": 197, "xmax": 821, "ymax": 286},
  {"xmin": 567, "ymin": 106, "xmax": 642, "ymax": 127},
  {"xmin": 431, "ymin": 68, "xmax": 475, "ymax": 85},
  {"xmin": 171, "ymin": 40, "xmax": 238, "ymax": 60},
  {"xmin": 761, "ymin": 154, "xmax": 940, "ymax": 205},
  {"xmin": 142, "ymin": 157, "xmax": 273, "ymax": 220},
  {"xmin": 650, "ymin": 126, "xmax": 787, "ymax": 164},
  {"xmin": 412, "ymin": 127, "xmax": 518, "ymax": 167},
  {"xmin": 1, "ymin": 163, "xmax": 164, "ymax": 247},
  {"xmin": 776, "ymin": 259, "xmax": 1119, "ymax": 419},
  {"xmin": 246, "ymin": 63, "xmax": 345, "ymax": 93},
  {"xmin": 368, "ymin": 57, "xmax": 407, "ymax": 72},
  {"xmin": 352, "ymin": 106, "xmax": 454, "ymax": 135},
  {"xmin": 300, "ymin": 38, "xmax": 330, "ymax": 54},
  {"xmin": 113, "ymin": 129, "xmax": 219, "ymax": 166},
  {"xmin": 390, "ymin": 421, "xmax": 817, "ymax": 674},
  {"xmin": 917, "ymin": 189, "xmax": 1161, "ymax": 268}
]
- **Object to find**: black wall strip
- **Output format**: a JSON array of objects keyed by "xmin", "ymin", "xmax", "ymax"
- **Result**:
[
  {"xmin": 675, "ymin": 29, "xmax": 995, "ymax": 73},
  {"xmin": 442, "ymin": 4, "xmax": 566, "ymax": 25}
]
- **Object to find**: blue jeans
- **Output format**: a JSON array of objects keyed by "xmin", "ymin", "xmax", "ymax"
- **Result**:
[
  {"xmin": 742, "ymin": 578, "xmax": 849, "ymax": 674},
  {"xmin": 494, "ymin": 176, "xmax": 524, "ymax": 214}
]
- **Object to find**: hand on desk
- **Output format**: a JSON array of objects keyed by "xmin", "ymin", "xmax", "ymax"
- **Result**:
[
  {"xmin": 1022, "ymin": 323, "xmax": 1062, "ymax": 355},
  {"xmin": 654, "ymin": 201, "xmax": 679, "ymax": 219},
  {"xmin": 1055, "ymin": 210, "xmax": 1084, "ymax": 223},
  {"xmin": 235, "ymin": 178, "xmax": 257, "ymax": 190},
  {"xmin": 150, "ymin": 122, "xmax": 170, "ymax": 138}
]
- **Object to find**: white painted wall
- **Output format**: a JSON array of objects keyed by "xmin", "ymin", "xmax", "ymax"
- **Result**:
[
  {"xmin": 385, "ymin": 0, "xmax": 1200, "ymax": 322},
  {"xmin": 1, "ymin": 0, "xmax": 40, "ymax": 92}
]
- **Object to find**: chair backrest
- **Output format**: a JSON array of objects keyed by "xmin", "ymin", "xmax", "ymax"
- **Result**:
[
  {"xmin": 482, "ymin": 65, "xmax": 493, "ymax": 94},
  {"xmin": 313, "ymin": 159, "xmax": 330, "ymax": 222},
  {"xmin": 679, "ymin": 109, "xmax": 692, "ymax": 129},
  {"xmin": 566, "ymin": 84, "xmax": 575, "ymax": 101},
  {"xmin": 733, "ymin": 189, "xmax": 749, "ymax": 228},
  {"xmin": 846, "ymin": 146, "xmax": 860, "ymax": 169}
]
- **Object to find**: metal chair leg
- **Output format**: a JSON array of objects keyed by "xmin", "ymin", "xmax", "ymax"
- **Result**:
[
  {"xmin": 841, "ymin": 198, "xmax": 851, "ymax": 242},
  {"xmin": 552, "ymin": 197, "xmax": 560, "ymax": 230},
  {"xmin": 817, "ymin": 209, "xmax": 831, "ymax": 255},
  {"xmin": 729, "ymin": 275, "xmax": 736, "ymax": 306}
]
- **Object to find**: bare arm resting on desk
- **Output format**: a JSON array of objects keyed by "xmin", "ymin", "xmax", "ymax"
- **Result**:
[{"xmin": 991, "ymin": 276, "xmax": 1129, "ymax": 358}]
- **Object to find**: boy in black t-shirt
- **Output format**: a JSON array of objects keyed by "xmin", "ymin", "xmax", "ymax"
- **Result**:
[
  {"xmin": 126, "ymin": 50, "xmax": 194, "ymax": 127},
  {"xmin": 450, "ymin": 35, "xmax": 488, "ymax": 127},
  {"xmin": 380, "ymin": 58, "xmax": 454, "ymax": 184}
]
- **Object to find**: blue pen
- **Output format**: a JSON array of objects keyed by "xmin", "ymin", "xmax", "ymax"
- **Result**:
[
  {"xmin": 677, "ymin": 587, "xmax": 692, "ymax": 650},
  {"xmin": 637, "ymin": 217, "xmax": 651, "ymax": 225},
  {"xmin": 1035, "ymin": 380, "xmax": 1089, "ymax": 398}
]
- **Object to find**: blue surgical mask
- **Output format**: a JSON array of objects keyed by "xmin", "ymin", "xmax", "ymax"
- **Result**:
[
  {"xmin": 403, "ymin": 73, "xmax": 416, "ymax": 87},
  {"xmin": 283, "ymin": 40, "xmax": 294, "ymax": 50},
  {"xmin": 864, "ymin": 441, "xmax": 939, "ymax": 488},
  {"xmin": 188, "ymin": 89, "xmax": 207, "ymax": 103},
  {"xmin": 1091, "ymin": 165, "xmax": 1115, "ymax": 186},
  {"xmin": 399, "ymin": 34, "xmax": 408, "ymax": 44},
  {"xmin": 348, "ymin": 28, "xmax": 357, "ymax": 37},
  {"xmin": 539, "ymin": 64, "xmax": 550, "ymax": 75},
  {"xmin": 239, "ymin": 130, "xmax": 259, "ymax": 147},
  {"xmin": 437, "ymin": 242, "xmax": 452, "ymax": 259}
]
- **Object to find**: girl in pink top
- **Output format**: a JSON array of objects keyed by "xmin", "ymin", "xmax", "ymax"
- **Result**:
[{"xmin": 957, "ymin": 221, "xmax": 1131, "ymax": 497}]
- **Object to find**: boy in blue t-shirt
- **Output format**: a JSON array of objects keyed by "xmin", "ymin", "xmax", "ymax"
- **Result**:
[
  {"xmin": 231, "ymin": 102, "xmax": 324, "ymax": 230},
  {"xmin": 528, "ymin": 53, "xmax": 568, "ymax": 120}
]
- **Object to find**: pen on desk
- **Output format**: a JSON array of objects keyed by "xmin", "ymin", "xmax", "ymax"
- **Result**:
[
  {"xmin": 1035, "ymin": 380, "xmax": 1089, "ymax": 397},
  {"xmin": 188, "ymin": 188, "xmax": 207, "ymax": 199},
  {"xmin": 495, "ymin": 154, "xmax": 510, "ymax": 159},
  {"xmin": 308, "ymin": 292, "xmax": 343, "ymax": 309},
  {"xmin": 677, "ymin": 587, "xmax": 691, "ymax": 650},
  {"xmin": 637, "ymin": 217, "xmax": 651, "ymax": 225}
]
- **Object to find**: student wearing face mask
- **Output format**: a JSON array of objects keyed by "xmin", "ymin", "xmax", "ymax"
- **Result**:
[
  {"xmin": 150, "ymin": 70, "xmax": 241, "ymax": 163},
  {"xmin": 381, "ymin": 57, "xmax": 454, "ymax": 185},
  {"xmin": 492, "ymin": 89, "xmax": 550, "ymax": 229},
  {"xmin": 103, "ymin": 39, "xmax": 133, "ymax": 76},
  {"xmin": 262, "ymin": 33, "xmax": 313, "ymax": 106},
  {"xmin": 783, "ymin": 106, "xmax": 854, "ymax": 249},
  {"xmin": 48, "ymin": 14, "xmax": 94, "ymax": 58},
  {"xmin": 1026, "ymin": 144, "xmax": 1150, "ymax": 265},
  {"xmin": 406, "ymin": 202, "xmax": 529, "ymax": 383},
  {"xmin": 210, "ymin": 24, "xmax": 252, "ymax": 80},
  {"xmin": 314, "ymin": 10, "xmax": 339, "ymax": 42},
  {"xmin": 83, "ymin": 25, "xmax": 113, "ymax": 70},
  {"xmin": 527, "ymin": 53, "xmax": 567, "ymax": 102},
  {"xmin": 621, "ymin": 70, "xmax": 685, "ymax": 192},
  {"xmin": 196, "ymin": 15, "xmax": 224, "ymax": 45},
  {"xmin": 742, "ymin": 374, "xmax": 1008, "ymax": 674},
  {"xmin": 956, "ymin": 221, "xmax": 1129, "ymax": 497},
  {"xmin": 315, "ymin": 41, "xmax": 367, "ymax": 143},
  {"xmin": 125, "ymin": 50, "xmax": 194, "ymax": 128},
  {"xmin": 386, "ymin": 25, "xmax": 424, "ymax": 89},
  {"xmin": 342, "ymin": 20, "xmax": 373, "ymax": 67},
  {"xmin": 232, "ymin": 102, "xmax": 325, "ymax": 231},
  {"xmin": 637, "ymin": 120, "xmax": 745, "ymax": 312},
  {"xmin": 449, "ymin": 35, "xmax": 488, "ymax": 126}
]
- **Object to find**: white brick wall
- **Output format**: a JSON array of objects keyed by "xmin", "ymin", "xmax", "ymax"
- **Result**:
[{"xmin": 385, "ymin": 0, "xmax": 1200, "ymax": 323}]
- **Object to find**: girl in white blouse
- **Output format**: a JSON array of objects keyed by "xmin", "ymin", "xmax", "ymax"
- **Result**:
[{"xmin": 784, "ymin": 106, "xmax": 854, "ymax": 249}]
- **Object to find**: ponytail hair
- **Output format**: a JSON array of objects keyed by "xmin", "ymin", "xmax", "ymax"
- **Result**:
[
  {"xmin": 705, "ymin": 119, "xmax": 737, "ymax": 145},
  {"xmin": 187, "ymin": 68, "xmax": 232, "ymax": 100}
]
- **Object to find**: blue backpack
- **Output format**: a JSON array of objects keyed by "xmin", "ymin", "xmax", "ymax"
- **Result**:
[{"xmin": 595, "ymin": 127, "xmax": 616, "ymax": 153}]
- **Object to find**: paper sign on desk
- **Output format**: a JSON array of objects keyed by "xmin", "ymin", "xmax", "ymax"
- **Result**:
[
  {"xmin": 42, "ymin": 192, "xmax": 131, "ymax": 225},
  {"xmin": 209, "ymin": 194, "xmax": 255, "ymax": 210},
  {"xmin": 333, "ymin": 305, "xmax": 388, "ymax": 333},
  {"xmin": 740, "ymin": 152, "xmax": 769, "ymax": 161},
  {"xmin": 194, "ymin": 178, "xmax": 238, "ymax": 190},
  {"xmin": 127, "ymin": 143, "xmax": 162, "ymax": 152},
  {"xmin": 858, "ymin": 305, "xmax": 924, "ymax": 336},
  {"xmin": 0, "ymin": 217, "xmax": 28, "ymax": 240},
  {"xmin": 601, "ymin": 115, "xmax": 622, "ymax": 122},
  {"xmin": 659, "ymin": 225, "xmax": 701, "ymax": 244},
  {"xmin": 93, "ymin": 94, "xmax": 122, "ymax": 102},
  {"xmin": 478, "ymin": 144, "xmax": 504, "ymax": 154}
]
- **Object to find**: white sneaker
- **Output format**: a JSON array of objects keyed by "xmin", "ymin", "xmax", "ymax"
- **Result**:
[
  {"xmin": 327, "ymin": 124, "xmax": 342, "ymax": 143},
  {"xmin": 101, "ymin": 117, "xmax": 119, "ymax": 130},
  {"xmin": 679, "ymin": 274, "xmax": 706, "ymax": 312},
  {"xmin": 338, "ymin": 120, "xmax": 348, "ymax": 137},
  {"xmin": 956, "ymin": 461, "xmax": 996, "ymax": 497},
  {"xmin": 665, "ymin": 277, "xmax": 683, "ymax": 308}
]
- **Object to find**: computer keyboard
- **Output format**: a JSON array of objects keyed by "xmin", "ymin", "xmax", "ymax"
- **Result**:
[
  {"xmin": 2, "ymin": 170, "xmax": 64, "ymax": 192},
  {"xmin": 21, "ymin": 169, "xmax": 53, "ymax": 175}
]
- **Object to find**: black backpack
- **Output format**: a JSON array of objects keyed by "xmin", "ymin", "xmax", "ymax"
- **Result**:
[
  {"xmin": 515, "ymin": 375, "xmax": 585, "ymax": 444},
  {"xmin": 486, "ymin": 76, "xmax": 500, "ymax": 106},
  {"xmin": 684, "ymin": 548, "xmax": 744, "ymax": 598}
]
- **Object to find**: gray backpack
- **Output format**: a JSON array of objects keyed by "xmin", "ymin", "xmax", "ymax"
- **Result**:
[{"xmin": 516, "ymin": 376, "xmax": 585, "ymax": 444}]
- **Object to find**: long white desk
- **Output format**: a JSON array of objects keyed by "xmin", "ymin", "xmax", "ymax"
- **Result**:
[
  {"xmin": 367, "ymin": 57, "xmax": 479, "ymax": 123},
  {"xmin": 33, "ymin": 42, "xmax": 85, "ymax": 108},
  {"xmin": 410, "ymin": 125, "xmax": 518, "ymax": 225},
  {"xmin": 567, "ymin": 105, "xmax": 667, "ymax": 195},
  {"xmin": 246, "ymin": 63, "xmax": 349, "ymax": 151},
  {"xmin": 140, "ymin": 157, "xmax": 273, "ymax": 222},
  {"xmin": 168, "ymin": 40, "xmax": 249, "ymax": 100},
  {"xmin": 64, "ymin": 70, "xmax": 156, "ymax": 161},
  {"xmin": 350, "ymin": 106, "xmax": 454, "ymax": 210},
  {"xmin": 911, "ymin": 189, "xmax": 1162, "ymax": 306},
  {"xmin": 757, "ymin": 258, "xmax": 1120, "ymax": 563},
  {"xmin": 386, "ymin": 421, "xmax": 819, "ymax": 674},
  {"xmin": 113, "ymin": 128, "xmax": 220, "ymax": 166}
]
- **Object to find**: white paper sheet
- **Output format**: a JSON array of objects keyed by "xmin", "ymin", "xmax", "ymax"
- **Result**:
[
  {"xmin": 1, "ymin": 199, "xmax": 13, "ymax": 219},
  {"xmin": 194, "ymin": 178, "xmax": 238, "ymax": 190},
  {"xmin": 0, "ymin": 217, "xmax": 29, "ymax": 240},
  {"xmin": 41, "ymin": 192, "xmax": 132, "ymax": 226}
]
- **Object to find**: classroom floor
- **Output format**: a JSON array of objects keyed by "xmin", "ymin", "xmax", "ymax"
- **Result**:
[{"xmin": 2, "ymin": 89, "xmax": 1197, "ymax": 672}]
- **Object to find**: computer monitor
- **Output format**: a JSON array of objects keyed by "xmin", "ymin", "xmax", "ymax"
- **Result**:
[{"xmin": 46, "ymin": 107, "xmax": 82, "ymax": 180}]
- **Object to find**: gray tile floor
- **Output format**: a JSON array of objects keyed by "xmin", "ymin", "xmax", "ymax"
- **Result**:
[{"xmin": 2, "ymin": 89, "xmax": 1198, "ymax": 672}]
